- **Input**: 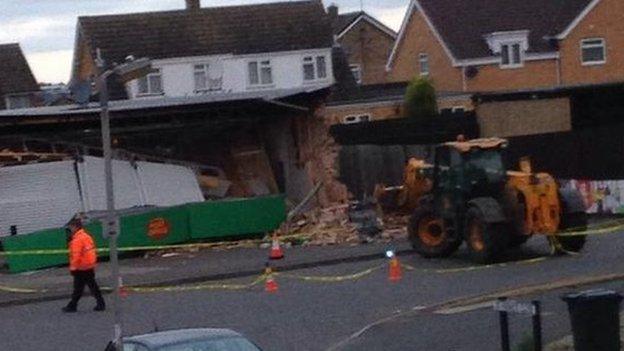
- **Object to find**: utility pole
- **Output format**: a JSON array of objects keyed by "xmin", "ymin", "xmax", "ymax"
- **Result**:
[{"xmin": 96, "ymin": 48, "xmax": 123, "ymax": 351}]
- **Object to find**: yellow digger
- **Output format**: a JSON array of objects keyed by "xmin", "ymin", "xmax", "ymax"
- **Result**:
[{"xmin": 377, "ymin": 138, "xmax": 587, "ymax": 263}]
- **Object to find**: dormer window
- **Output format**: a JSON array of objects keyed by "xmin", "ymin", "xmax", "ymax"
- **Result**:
[
  {"xmin": 484, "ymin": 31, "xmax": 529, "ymax": 69},
  {"xmin": 501, "ymin": 43, "xmax": 522, "ymax": 67}
]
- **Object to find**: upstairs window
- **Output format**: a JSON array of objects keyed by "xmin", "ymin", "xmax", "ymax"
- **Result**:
[
  {"xmin": 248, "ymin": 60, "xmax": 273, "ymax": 86},
  {"xmin": 137, "ymin": 68, "xmax": 163, "ymax": 95},
  {"xmin": 194, "ymin": 64, "xmax": 209, "ymax": 91},
  {"xmin": 316, "ymin": 56, "xmax": 327, "ymax": 79},
  {"xmin": 303, "ymin": 55, "xmax": 328, "ymax": 81},
  {"xmin": 419, "ymin": 53, "xmax": 430, "ymax": 76},
  {"xmin": 485, "ymin": 31, "xmax": 528, "ymax": 69},
  {"xmin": 349, "ymin": 64, "xmax": 362, "ymax": 84},
  {"xmin": 501, "ymin": 43, "xmax": 522, "ymax": 68},
  {"xmin": 5, "ymin": 94, "xmax": 31, "ymax": 109},
  {"xmin": 581, "ymin": 38, "xmax": 606, "ymax": 65}
]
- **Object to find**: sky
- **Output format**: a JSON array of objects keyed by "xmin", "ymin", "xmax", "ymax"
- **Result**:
[{"xmin": 0, "ymin": 0, "xmax": 410, "ymax": 84}]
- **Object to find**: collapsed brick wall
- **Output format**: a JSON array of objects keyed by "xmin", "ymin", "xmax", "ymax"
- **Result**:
[{"xmin": 297, "ymin": 103, "xmax": 350, "ymax": 208}]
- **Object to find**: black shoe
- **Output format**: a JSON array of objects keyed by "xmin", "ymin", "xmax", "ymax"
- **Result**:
[
  {"xmin": 62, "ymin": 306, "xmax": 77, "ymax": 313},
  {"xmin": 94, "ymin": 305, "xmax": 106, "ymax": 312}
]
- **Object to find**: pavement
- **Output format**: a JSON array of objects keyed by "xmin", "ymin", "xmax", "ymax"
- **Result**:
[{"xmin": 0, "ymin": 239, "xmax": 412, "ymax": 306}]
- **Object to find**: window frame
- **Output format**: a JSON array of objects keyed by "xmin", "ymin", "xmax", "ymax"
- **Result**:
[
  {"xmin": 580, "ymin": 38, "xmax": 606, "ymax": 66},
  {"xmin": 137, "ymin": 68, "xmax": 164, "ymax": 96},
  {"xmin": 5, "ymin": 94, "xmax": 31, "ymax": 109},
  {"xmin": 419, "ymin": 53, "xmax": 430, "ymax": 76},
  {"xmin": 499, "ymin": 42, "xmax": 524, "ymax": 69},
  {"xmin": 303, "ymin": 56, "xmax": 316, "ymax": 81},
  {"xmin": 248, "ymin": 59, "xmax": 274, "ymax": 87},
  {"xmin": 193, "ymin": 63, "xmax": 210, "ymax": 92},
  {"xmin": 342, "ymin": 113, "xmax": 372, "ymax": 124},
  {"xmin": 302, "ymin": 55, "xmax": 329, "ymax": 82},
  {"xmin": 349, "ymin": 64, "xmax": 362, "ymax": 85},
  {"xmin": 316, "ymin": 56, "xmax": 327, "ymax": 79}
]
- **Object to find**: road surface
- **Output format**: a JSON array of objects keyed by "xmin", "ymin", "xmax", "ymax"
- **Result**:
[{"xmin": 1, "ymin": 229, "xmax": 623, "ymax": 351}]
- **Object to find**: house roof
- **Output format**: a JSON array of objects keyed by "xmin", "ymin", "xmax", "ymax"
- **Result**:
[
  {"xmin": 333, "ymin": 12, "xmax": 362, "ymax": 35},
  {"xmin": 0, "ymin": 85, "xmax": 331, "ymax": 119},
  {"xmin": 328, "ymin": 81, "xmax": 471, "ymax": 106},
  {"xmin": 76, "ymin": 0, "xmax": 333, "ymax": 68},
  {"xmin": 333, "ymin": 11, "xmax": 397, "ymax": 39},
  {"xmin": 0, "ymin": 43, "xmax": 39, "ymax": 96},
  {"xmin": 390, "ymin": 0, "xmax": 595, "ymax": 65}
]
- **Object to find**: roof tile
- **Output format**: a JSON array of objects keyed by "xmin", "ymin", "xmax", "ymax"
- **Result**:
[{"xmin": 78, "ymin": 0, "xmax": 333, "ymax": 65}]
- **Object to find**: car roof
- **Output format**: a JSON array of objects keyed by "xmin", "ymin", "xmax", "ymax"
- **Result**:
[{"xmin": 125, "ymin": 328, "xmax": 242, "ymax": 348}]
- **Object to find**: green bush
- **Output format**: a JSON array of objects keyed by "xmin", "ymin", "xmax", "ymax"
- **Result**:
[
  {"xmin": 513, "ymin": 333, "xmax": 535, "ymax": 351},
  {"xmin": 403, "ymin": 77, "xmax": 438, "ymax": 120}
]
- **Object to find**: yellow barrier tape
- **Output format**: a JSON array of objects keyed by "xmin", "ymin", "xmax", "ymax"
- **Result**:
[
  {"xmin": 0, "ymin": 232, "xmax": 312, "ymax": 257},
  {"xmin": 556, "ymin": 223, "xmax": 624, "ymax": 237},
  {"xmin": 278, "ymin": 265, "xmax": 384, "ymax": 283},
  {"xmin": 126, "ymin": 275, "xmax": 267, "ymax": 293},
  {"xmin": 0, "ymin": 255, "xmax": 553, "ymax": 295},
  {"xmin": 0, "ymin": 285, "xmax": 43, "ymax": 294},
  {"xmin": 558, "ymin": 219, "xmax": 624, "ymax": 234},
  {"xmin": 2, "ymin": 218, "xmax": 624, "ymax": 257},
  {"xmin": 401, "ymin": 256, "xmax": 547, "ymax": 274}
]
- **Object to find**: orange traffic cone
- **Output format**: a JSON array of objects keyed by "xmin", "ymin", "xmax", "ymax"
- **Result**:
[
  {"xmin": 269, "ymin": 234, "xmax": 284, "ymax": 260},
  {"xmin": 388, "ymin": 256, "xmax": 402, "ymax": 282},
  {"xmin": 119, "ymin": 277, "xmax": 129, "ymax": 298},
  {"xmin": 264, "ymin": 265, "xmax": 278, "ymax": 293}
]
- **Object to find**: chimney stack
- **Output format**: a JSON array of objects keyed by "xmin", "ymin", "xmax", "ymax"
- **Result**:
[
  {"xmin": 186, "ymin": 0, "xmax": 200, "ymax": 11},
  {"xmin": 328, "ymin": 4, "xmax": 339, "ymax": 20}
]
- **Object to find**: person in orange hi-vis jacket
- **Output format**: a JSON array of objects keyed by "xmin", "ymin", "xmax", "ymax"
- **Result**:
[{"xmin": 62, "ymin": 218, "xmax": 106, "ymax": 313}]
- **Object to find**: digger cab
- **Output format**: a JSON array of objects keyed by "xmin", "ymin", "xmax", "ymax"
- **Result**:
[{"xmin": 432, "ymin": 138, "xmax": 508, "ymax": 199}]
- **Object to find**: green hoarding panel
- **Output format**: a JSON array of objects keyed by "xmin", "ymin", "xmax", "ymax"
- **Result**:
[
  {"xmin": 188, "ymin": 195, "xmax": 286, "ymax": 239},
  {"xmin": 2, "ymin": 206, "xmax": 191, "ymax": 273},
  {"xmin": 2, "ymin": 228, "xmax": 69, "ymax": 273},
  {"xmin": 117, "ymin": 206, "xmax": 191, "ymax": 247}
]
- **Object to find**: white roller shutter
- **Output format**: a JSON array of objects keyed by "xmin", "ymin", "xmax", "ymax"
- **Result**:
[
  {"xmin": 77, "ymin": 156, "xmax": 144, "ymax": 211},
  {"xmin": 136, "ymin": 161, "xmax": 203, "ymax": 206},
  {"xmin": 0, "ymin": 161, "xmax": 82, "ymax": 236}
]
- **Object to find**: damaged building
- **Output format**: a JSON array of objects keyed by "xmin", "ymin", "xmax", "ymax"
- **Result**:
[{"xmin": 0, "ymin": 0, "xmax": 351, "ymax": 222}]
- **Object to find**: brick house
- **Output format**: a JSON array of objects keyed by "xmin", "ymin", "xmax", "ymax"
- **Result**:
[
  {"xmin": 386, "ymin": 0, "xmax": 624, "ymax": 93},
  {"xmin": 329, "ymin": 5, "xmax": 396, "ymax": 86},
  {"xmin": 0, "ymin": 43, "xmax": 39, "ymax": 110}
]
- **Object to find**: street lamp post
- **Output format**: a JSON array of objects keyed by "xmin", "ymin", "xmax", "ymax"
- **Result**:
[{"xmin": 96, "ymin": 50, "xmax": 152, "ymax": 351}]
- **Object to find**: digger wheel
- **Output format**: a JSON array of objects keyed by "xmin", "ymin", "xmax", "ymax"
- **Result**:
[
  {"xmin": 557, "ymin": 190, "xmax": 588, "ymax": 253},
  {"xmin": 409, "ymin": 206, "xmax": 460, "ymax": 258},
  {"xmin": 503, "ymin": 186, "xmax": 530, "ymax": 248},
  {"xmin": 556, "ymin": 213, "xmax": 587, "ymax": 252},
  {"xmin": 465, "ymin": 207, "xmax": 508, "ymax": 264}
]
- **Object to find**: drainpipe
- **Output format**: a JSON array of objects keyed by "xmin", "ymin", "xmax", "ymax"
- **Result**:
[
  {"xmin": 461, "ymin": 66, "xmax": 468, "ymax": 92},
  {"xmin": 556, "ymin": 54, "xmax": 562, "ymax": 86}
]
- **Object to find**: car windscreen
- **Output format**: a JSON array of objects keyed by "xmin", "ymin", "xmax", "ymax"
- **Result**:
[{"xmin": 158, "ymin": 336, "xmax": 261, "ymax": 351}]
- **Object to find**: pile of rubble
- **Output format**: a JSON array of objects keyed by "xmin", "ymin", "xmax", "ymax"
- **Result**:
[{"xmin": 280, "ymin": 203, "xmax": 409, "ymax": 246}]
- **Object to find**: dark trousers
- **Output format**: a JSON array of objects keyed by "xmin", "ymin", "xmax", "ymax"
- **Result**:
[{"xmin": 67, "ymin": 269, "xmax": 105, "ymax": 308}]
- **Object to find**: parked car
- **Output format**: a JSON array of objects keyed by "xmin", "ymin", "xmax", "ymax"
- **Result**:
[{"xmin": 105, "ymin": 328, "xmax": 263, "ymax": 351}]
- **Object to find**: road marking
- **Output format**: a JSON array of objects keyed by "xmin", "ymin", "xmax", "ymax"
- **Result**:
[
  {"xmin": 434, "ymin": 301, "xmax": 494, "ymax": 315},
  {"xmin": 326, "ymin": 271, "xmax": 624, "ymax": 350}
]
